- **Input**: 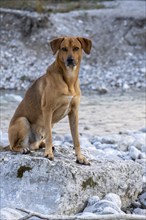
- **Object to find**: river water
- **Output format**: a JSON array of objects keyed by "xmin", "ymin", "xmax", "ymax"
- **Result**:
[{"xmin": 0, "ymin": 90, "xmax": 145, "ymax": 145}]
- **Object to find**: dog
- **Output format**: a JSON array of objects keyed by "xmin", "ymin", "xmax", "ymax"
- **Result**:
[{"xmin": 8, "ymin": 36, "xmax": 92, "ymax": 165}]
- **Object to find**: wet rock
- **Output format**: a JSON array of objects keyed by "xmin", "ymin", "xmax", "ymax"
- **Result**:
[{"xmin": 0, "ymin": 149, "xmax": 143, "ymax": 215}]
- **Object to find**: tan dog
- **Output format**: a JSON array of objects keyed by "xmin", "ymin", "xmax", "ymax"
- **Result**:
[{"xmin": 8, "ymin": 36, "xmax": 92, "ymax": 165}]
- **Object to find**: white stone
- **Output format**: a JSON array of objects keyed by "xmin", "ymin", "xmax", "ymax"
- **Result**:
[
  {"xmin": 129, "ymin": 146, "xmax": 141, "ymax": 160},
  {"xmin": 87, "ymin": 196, "xmax": 100, "ymax": 206},
  {"xmin": 104, "ymin": 193, "xmax": 122, "ymax": 208}
]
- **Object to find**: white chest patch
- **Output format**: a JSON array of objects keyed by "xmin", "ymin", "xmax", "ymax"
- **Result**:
[{"xmin": 62, "ymin": 95, "xmax": 73, "ymax": 118}]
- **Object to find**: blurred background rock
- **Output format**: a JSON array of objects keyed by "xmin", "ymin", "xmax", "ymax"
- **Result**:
[{"xmin": 0, "ymin": 0, "xmax": 145, "ymax": 92}]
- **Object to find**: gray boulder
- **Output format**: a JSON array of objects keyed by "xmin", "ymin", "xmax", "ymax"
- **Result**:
[{"xmin": 0, "ymin": 147, "xmax": 143, "ymax": 215}]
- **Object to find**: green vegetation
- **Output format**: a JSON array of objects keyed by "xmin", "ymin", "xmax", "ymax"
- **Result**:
[
  {"xmin": 0, "ymin": 0, "xmax": 113, "ymax": 13},
  {"xmin": 20, "ymin": 75, "xmax": 29, "ymax": 82},
  {"xmin": 0, "ymin": 145, "xmax": 10, "ymax": 152},
  {"xmin": 82, "ymin": 177, "xmax": 97, "ymax": 190},
  {"xmin": 17, "ymin": 165, "xmax": 32, "ymax": 178}
]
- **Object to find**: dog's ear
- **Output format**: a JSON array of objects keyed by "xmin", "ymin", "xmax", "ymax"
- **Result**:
[
  {"xmin": 50, "ymin": 37, "xmax": 64, "ymax": 55},
  {"xmin": 77, "ymin": 37, "xmax": 92, "ymax": 54}
]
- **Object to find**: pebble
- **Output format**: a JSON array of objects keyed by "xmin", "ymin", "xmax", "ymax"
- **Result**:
[
  {"xmin": 139, "ymin": 192, "xmax": 146, "ymax": 208},
  {"xmin": 132, "ymin": 201, "xmax": 141, "ymax": 208},
  {"xmin": 64, "ymin": 134, "xmax": 72, "ymax": 143},
  {"xmin": 101, "ymin": 137, "xmax": 116, "ymax": 145},
  {"xmin": 53, "ymin": 140, "xmax": 63, "ymax": 147},
  {"xmin": 141, "ymin": 145, "xmax": 146, "ymax": 153},
  {"xmin": 129, "ymin": 146, "xmax": 142, "ymax": 160},
  {"xmin": 54, "ymin": 135, "xmax": 64, "ymax": 142},
  {"xmin": 80, "ymin": 136, "xmax": 95, "ymax": 149},
  {"xmin": 139, "ymin": 128, "xmax": 146, "ymax": 133},
  {"xmin": 139, "ymin": 152, "xmax": 146, "ymax": 159},
  {"xmin": 133, "ymin": 208, "xmax": 146, "ymax": 216}
]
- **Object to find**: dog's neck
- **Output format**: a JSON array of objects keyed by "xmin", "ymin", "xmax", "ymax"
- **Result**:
[{"xmin": 54, "ymin": 58, "xmax": 80, "ymax": 94}]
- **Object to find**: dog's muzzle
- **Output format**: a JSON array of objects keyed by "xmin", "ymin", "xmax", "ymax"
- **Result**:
[{"xmin": 66, "ymin": 56, "xmax": 76, "ymax": 67}]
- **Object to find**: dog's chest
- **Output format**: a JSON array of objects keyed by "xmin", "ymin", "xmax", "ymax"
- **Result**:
[
  {"xmin": 53, "ymin": 95, "xmax": 73, "ymax": 123},
  {"xmin": 62, "ymin": 95, "xmax": 73, "ymax": 117}
]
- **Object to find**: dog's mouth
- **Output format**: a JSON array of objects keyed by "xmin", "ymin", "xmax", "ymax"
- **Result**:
[{"xmin": 66, "ymin": 63, "xmax": 76, "ymax": 68}]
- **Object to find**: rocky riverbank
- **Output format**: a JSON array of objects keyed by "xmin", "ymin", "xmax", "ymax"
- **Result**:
[
  {"xmin": 0, "ymin": 1, "xmax": 145, "ymax": 219},
  {"xmin": 0, "ymin": 0, "xmax": 146, "ymax": 92}
]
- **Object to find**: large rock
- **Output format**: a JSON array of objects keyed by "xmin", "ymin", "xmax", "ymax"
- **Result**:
[{"xmin": 0, "ymin": 146, "xmax": 143, "ymax": 215}]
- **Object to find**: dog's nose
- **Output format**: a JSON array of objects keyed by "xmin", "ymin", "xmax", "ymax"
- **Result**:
[{"xmin": 67, "ymin": 56, "xmax": 74, "ymax": 66}]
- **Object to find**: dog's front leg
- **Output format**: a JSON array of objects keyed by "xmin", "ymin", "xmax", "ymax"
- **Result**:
[
  {"xmin": 68, "ymin": 102, "xmax": 90, "ymax": 165},
  {"xmin": 43, "ymin": 111, "xmax": 54, "ymax": 160}
]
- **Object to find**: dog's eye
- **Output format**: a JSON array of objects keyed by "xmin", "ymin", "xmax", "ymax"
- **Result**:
[
  {"xmin": 61, "ymin": 47, "xmax": 68, "ymax": 52},
  {"xmin": 73, "ymin": 47, "xmax": 79, "ymax": 51}
]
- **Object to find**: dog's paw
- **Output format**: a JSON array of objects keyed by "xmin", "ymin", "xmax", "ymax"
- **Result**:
[
  {"xmin": 39, "ymin": 141, "xmax": 45, "ymax": 149},
  {"xmin": 22, "ymin": 147, "xmax": 30, "ymax": 154},
  {"xmin": 76, "ymin": 155, "xmax": 90, "ymax": 165},
  {"xmin": 44, "ymin": 151, "xmax": 54, "ymax": 161}
]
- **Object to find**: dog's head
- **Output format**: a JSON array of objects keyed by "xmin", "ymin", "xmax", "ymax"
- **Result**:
[{"xmin": 50, "ymin": 37, "xmax": 92, "ymax": 68}]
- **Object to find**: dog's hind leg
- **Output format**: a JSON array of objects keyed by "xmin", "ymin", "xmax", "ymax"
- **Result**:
[{"xmin": 8, "ymin": 117, "xmax": 31, "ymax": 154}]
